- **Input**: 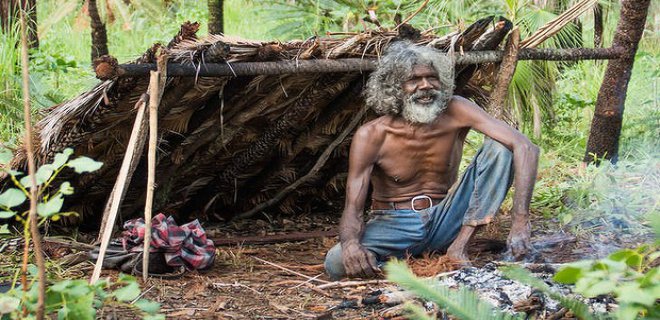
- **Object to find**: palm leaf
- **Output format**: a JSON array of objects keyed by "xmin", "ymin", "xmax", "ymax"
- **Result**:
[{"xmin": 386, "ymin": 260, "xmax": 523, "ymax": 320}]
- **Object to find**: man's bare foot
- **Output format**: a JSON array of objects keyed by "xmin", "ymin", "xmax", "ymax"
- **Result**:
[
  {"xmin": 444, "ymin": 225, "xmax": 479, "ymax": 268},
  {"xmin": 445, "ymin": 249, "xmax": 472, "ymax": 268}
]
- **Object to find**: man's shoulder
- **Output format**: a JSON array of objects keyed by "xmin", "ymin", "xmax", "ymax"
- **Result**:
[
  {"xmin": 445, "ymin": 95, "xmax": 487, "ymax": 118},
  {"xmin": 447, "ymin": 95, "xmax": 473, "ymax": 110},
  {"xmin": 354, "ymin": 115, "xmax": 393, "ymax": 140}
]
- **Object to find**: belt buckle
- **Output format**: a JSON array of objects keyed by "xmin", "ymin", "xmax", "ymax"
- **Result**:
[{"xmin": 411, "ymin": 195, "xmax": 433, "ymax": 212}]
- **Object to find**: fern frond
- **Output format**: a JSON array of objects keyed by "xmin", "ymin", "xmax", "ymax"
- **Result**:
[
  {"xmin": 500, "ymin": 265, "xmax": 607, "ymax": 320},
  {"xmin": 386, "ymin": 260, "xmax": 523, "ymax": 320}
]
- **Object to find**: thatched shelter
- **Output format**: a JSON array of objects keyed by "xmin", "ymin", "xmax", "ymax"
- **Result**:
[{"xmin": 4, "ymin": 18, "xmax": 516, "ymax": 227}]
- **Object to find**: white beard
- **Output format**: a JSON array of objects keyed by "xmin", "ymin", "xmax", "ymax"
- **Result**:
[{"xmin": 401, "ymin": 89, "xmax": 450, "ymax": 124}]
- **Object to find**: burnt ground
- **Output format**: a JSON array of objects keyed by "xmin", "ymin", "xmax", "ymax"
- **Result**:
[{"xmin": 1, "ymin": 209, "xmax": 652, "ymax": 319}]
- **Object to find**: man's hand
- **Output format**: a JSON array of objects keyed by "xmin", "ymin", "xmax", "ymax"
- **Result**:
[
  {"xmin": 506, "ymin": 219, "xmax": 531, "ymax": 260},
  {"xmin": 342, "ymin": 241, "xmax": 380, "ymax": 278}
]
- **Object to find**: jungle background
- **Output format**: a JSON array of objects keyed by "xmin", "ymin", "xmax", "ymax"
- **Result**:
[
  {"xmin": 1, "ymin": 0, "xmax": 657, "ymax": 242},
  {"xmin": 0, "ymin": 0, "xmax": 658, "ymax": 319}
]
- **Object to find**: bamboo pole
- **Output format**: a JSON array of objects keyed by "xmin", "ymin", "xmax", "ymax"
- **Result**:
[
  {"xmin": 91, "ymin": 95, "xmax": 149, "ymax": 284},
  {"xmin": 98, "ymin": 47, "xmax": 624, "ymax": 78},
  {"xmin": 19, "ymin": 4, "xmax": 45, "ymax": 319}
]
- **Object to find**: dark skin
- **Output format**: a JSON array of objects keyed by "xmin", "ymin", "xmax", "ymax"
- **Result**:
[{"xmin": 339, "ymin": 65, "xmax": 539, "ymax": 278}]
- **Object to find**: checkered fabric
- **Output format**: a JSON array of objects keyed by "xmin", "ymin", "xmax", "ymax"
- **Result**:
[{"xmin": 121, "ymin": 213, "xmax": 216, "ymax": 270}]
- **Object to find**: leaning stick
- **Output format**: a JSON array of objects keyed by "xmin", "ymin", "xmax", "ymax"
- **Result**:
[
  {"xmin": 396, "ymin": 0, "xmax": 430, "ymax": 29},
  {"xmin": 91, "ymin": 95, "xmax": 149, "ymax": 284},
  {"xmin": 143, "ymin": 54, "xmax": 168, "ymax": 281},
  {"xmin": 316, "ymin": 279, "xmax": 389, "ymax": 290},
  {"xmin": 521, "ymin": 0, "xmax": 598, "ymax": 48},
  {"xmin": 252, "ymin": 256, "xmax": 330, "ymax": 284}
]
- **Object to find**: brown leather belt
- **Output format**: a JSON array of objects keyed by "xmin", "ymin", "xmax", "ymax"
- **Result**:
[{"xmin": 371, "ymin": 195, "xmax": 444, "ymax": 211}]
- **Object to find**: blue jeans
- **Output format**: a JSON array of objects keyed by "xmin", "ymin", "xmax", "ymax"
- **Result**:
[{"xmin": 324, "ymin": 138, "xmax": 514, "ymax": 280}]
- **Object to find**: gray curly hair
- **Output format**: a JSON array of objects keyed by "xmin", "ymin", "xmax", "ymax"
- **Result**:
[{"xmin": 364, "ymin": 41, "xmax": 455, "ymax": 116}]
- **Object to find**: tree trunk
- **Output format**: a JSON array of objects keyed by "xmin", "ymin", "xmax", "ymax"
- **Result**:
[
  {"xmin": 88, "ymin": 0, "xmax": 109, "ymax": 62},
  {"xmin": 594, "ymin": 3, "xmax": 603, "ymax": 47},
  {"xmin": 584, "ymin": 0, "xmax": 651, "ymax": 164},
  {"xmin": 208, "ymin": 0, "xmax": 224, "ymax": 35},
  {"xmin": 1, "ymin": 0, "xmax": 38, "ymax": 49}
]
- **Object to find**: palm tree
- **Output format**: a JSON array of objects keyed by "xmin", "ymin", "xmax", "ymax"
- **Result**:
[
  {"xmin": 584, "ymin": 0, "xmax": 651, "ymax": 164},
  {"xmin": 88, "ymin": 0, "xmax": 109, "ymax": 62},
  {"xmin": 209, "ymin": 0, "xmax": 224, "ymax": 34}
]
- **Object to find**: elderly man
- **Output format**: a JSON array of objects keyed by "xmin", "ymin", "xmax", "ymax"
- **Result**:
[{"xmin": 324, "ymin": 42, "xmax": 539, "ymax": 279}]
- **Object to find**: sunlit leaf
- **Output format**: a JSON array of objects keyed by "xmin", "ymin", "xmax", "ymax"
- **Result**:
[
  {"xmin": 50, "ymin": 279, "xmax": 72, "ymax": 292},
  {"xmin": 0, "ymin": 188, "xmax": 26, "ymax": 208},
  {"xmin": 52, "ymin": 148, "xmax": 74, "ymax": 168},
  {"xmin": 20, "ymin": 164, "xmax": 56, "ymax": 187},
  {"xmin": 37, "ymin": 193, "xmax": 64, "ymax": 218},
  {"xmin": 67, "ymin": 157, "xmax": 103, "ymax": 173},
  {"xmin": 553, "ymin": 266, "xmax": 582, "ymax": 284},
  {"xmin": 112, "ymin": 281, "xmax": 140, "ymax": 302},
  {"xmin": 609, "ymin": 249, "xmax": 636, "ymax": 262},
  {"xmin": 0, "ymin": 211, "xmax": 16, "ymax": 219},
  {"xmin": 616, "ymin": 282, "xmax": 655, "ymax": 306},
  {"xmin": 581, "ymin": 279, "xmax": 616, "ymax": 298},
  {"xmin": 59, "ymin": 181, "xmax": 74, "ymax": 195},
  {"xmin": 0, "ymin": 149, "xmax": 12, "ymax": 165},
  {"xmin": 135, "ymin": 299, "xmax": 161, "ymax": 314},
  {"xmin": 615, "ymin": 304, "xmax": 644, "ymax": 320},
  {"xmin": 0, "ymin": 295, "xmax": 20, "ymax": 314}
]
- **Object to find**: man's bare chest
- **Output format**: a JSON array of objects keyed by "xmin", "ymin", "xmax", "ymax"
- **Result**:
[{"xmin": 375, "ymin": 130, "xmax": 462, "ymax": 183}]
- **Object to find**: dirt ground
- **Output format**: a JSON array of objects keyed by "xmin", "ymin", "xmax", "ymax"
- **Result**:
[
  {"xmin": 1, "ymin": 209, "xmax": 652, "ymax": 319},
  {"xmin": 92, "ymin": 211, "xmax": 635, "ymax": 320}
]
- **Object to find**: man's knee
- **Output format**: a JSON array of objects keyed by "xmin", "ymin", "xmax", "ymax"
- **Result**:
[
  {"xmin": 485, "ymin": 138, "xmax": 513, "ymax": 161},
  {"xmin": 324, "ymin": 244, "xmax": 345, "ymax": 280}
]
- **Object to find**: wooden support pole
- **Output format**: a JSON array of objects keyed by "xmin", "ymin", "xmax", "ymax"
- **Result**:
[
  {"xmin": 143, "ymin": 54, "xmax": 167, "ymax": 281},
  {"xmin": 488, "ymin": 27, "xmax": 521, "ymax": 125},
  {"xmin": 91, "ymin": 94, "xmax": 149, "ymax": 284},
  {"xmin": 142, "ymin": 71, "xmax": 159, "ymax": 281},
  {"xmin": 96, "ymin": 47, "xmax": 624, "ymax": 79}
]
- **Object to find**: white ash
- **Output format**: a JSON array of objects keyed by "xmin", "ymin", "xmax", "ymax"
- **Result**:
[{"xmin": 434, "ymin": 263, "xmax": 617, "ymax": 315}]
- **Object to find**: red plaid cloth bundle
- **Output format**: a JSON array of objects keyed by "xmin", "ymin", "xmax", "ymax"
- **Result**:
[{"xmin": 121, "ymin": 213, "xmax": 216, "ymax": 270}]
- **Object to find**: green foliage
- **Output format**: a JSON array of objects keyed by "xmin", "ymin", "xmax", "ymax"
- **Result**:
[
  {"xmin": 552, "ymin": 246, "xmax": 660, "ymax": 320},
  {"xmin": 0, "ymin": 274, "xmax": 162, "ymax": 320},
  {"xmin": 0, "ymin": 147, "xmax": 162, "ymax": 319},
  {"xmin": 385, "ymin": 260, "xmax": 523, "ymax": 320},
  {"xmin": 0, "ymin": 148, "xmax": 103, "ymax": 221}
]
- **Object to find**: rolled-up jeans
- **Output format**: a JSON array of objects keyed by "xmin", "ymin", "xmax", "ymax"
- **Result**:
[{"xmin": 324, "ymin": 138, "xmax": 514, "ymax": 280}]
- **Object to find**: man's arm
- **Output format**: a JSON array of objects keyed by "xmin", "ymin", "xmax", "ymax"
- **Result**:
[
  {"xmin": 450, "ymin": 96, "xmax": 539, "ymax": 259},
  {"xmin": 339, "ymin": 124, "xmax": 382, "ymax": 277}
]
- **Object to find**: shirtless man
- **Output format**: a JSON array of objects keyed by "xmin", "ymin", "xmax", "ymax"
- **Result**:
[{"xmin": 324, "ymin": 42, "xmax": 539, "ymax": 279}]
